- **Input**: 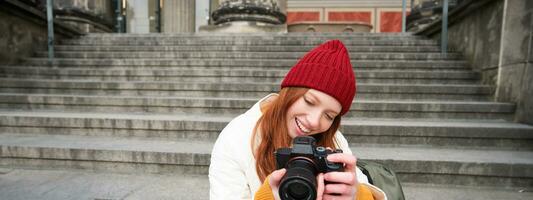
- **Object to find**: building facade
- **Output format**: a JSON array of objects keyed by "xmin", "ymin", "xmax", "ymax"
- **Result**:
[
  {"xmin": 286, "ymin": 0, "xmax": 411, "ymax": 33},
  {"xmin": 119, "ymin": 0, "xmax": 413, "ymax": 33}
]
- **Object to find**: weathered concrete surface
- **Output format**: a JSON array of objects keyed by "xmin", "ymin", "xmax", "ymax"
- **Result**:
[
  {"xmin": 0, "ymin": 94, "xmax": 517, "ymax": 119},
  {"xmin": 403, "ymin": 183, "xmax": 533, "ymax": 200},
  {"xmin": 0, "ymin": 133, "xmax": 532, "ymax": 187},
  {"xmin": 417, "ymin": 0, "xmax": 533, "ymax": 125},
  {"xmin": 517, "ymin": 63, "xmax": 533, "ymax": 124},
  {"xmin": 1, "ymin": 168, "xmax": 531, "ymax": 200},
  {"xmin": 1, "ymin": 110, "xmax": 532, "ymax": 150},
  {"xmin": 0, "ymin": 11, "xmax": 46, "ymax": 64},
  {"xmin": 422, "ymin": 0, "xmax": 503, "ymax": 86},
  {"xmin": 496, "ymin": 0, "xmax": 533, "ymax": 124},
  {"xmin": 0, "ymin": 168, "xmax": 210, "ymax": 200},
  {"xmin": 0, "ymin": 1, "xmax": 82, "ymax": 65}
]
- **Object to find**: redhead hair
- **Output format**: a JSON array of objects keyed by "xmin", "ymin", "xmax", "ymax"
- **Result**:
[{"xmin": 251, "ymin": 87, "xmax": 341, "ymax": 182}]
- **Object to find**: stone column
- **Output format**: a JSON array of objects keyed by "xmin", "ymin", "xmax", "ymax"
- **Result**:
[
  {"xmin": 209, "ymin": 0, "xmax": 221, "ymax": 25},
  {"xmin": 278, "ymin": 0, "xmax": 287, "ymax": 16},
  {"xmin": 163, "ymin": 0, "xmax": 195, "ymax": 33},
  {"xmin": 126, "ymin": 0, "xmax": 149, "ymax": 33},
  {"xmin": 211, "ymin": 0, "xmax": 286, "ymax": 25},
  {"xmin": 200, "ymin": 0, "xmax": 286, "ymax": 33}
]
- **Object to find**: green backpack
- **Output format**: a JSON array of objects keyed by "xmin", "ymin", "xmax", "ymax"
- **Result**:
[{"xmin": 357, "ymin": 160, "xmax": 405, "ymax": 200}]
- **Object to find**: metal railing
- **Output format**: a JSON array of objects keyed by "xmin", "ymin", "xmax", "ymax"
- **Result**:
[
  {"xmin": 402, "ymin": 0, "xmax": 407, "ymax": 33},
  {"xmin": 115, "ymin": 0, "xmax": 123, "ymax": 33},
  {"xmin": 441, "ymin": 0, "xmax": 449, "ymax": 55},
  {"xmin": 46, "ymin": 0, "xmax": 54, "ymax": 64}
]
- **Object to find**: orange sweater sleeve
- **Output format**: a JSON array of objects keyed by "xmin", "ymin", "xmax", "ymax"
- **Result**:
[
  {"xmin": 254, "ymin": 175, "xmax": 275, "ymax": 200},
  {"xmin": 254, "ymin": 176, "xmax": 375, "ymax": 200},
  {"xmin": 356, "ymin": 183, "xmax": 375, "ymax": 200}
]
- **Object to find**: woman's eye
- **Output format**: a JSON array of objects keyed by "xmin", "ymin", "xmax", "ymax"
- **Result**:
[
  {"xmin": 325, "ymin": 114, "xmax": 334, "ymax": 120},
  {"xmin": 304, "ymin": 98, "xmax": 313, "ymax": 105}
]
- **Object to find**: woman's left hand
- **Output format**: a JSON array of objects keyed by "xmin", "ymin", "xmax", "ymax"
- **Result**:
[{"xmin": 318, "ymin": 153, "xmax": 358, "ymax": 200}]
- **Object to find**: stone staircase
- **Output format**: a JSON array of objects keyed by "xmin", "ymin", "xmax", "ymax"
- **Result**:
[{"xmin": 0, "ymin": 33, "xmax": 532, "ymax": 199}]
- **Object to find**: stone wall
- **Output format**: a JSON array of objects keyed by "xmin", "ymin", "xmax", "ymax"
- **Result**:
[
  {"xmin": 416, "ymin": 0, "xmax": 533, "ymax": 124},
  {"xmin": 0, "ymin": 0, "xmax": 82, "ymax": 65},
  {"xmin": 498, "ymin": 0, "xmax": 533, "ymax": 124},
  {"xmin": 417, "ymin": 0, "xmax": 503, "ymax": 86}
]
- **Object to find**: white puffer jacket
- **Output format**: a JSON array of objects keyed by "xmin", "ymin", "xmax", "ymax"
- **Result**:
[{"xmin": 209, "ymin": 94, "xmax": 386, "ymax": 200}]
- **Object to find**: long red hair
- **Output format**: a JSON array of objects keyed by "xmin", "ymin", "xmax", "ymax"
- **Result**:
[{"xmin": 251, "ymin": 87, "xmax": 342, "ymax": 182}]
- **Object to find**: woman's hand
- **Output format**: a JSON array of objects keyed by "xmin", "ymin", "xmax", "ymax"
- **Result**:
[
  {"xmin": 317, "ymin": 153, "xmax": 358, "ymax": 200},
  {"xmin": 269, "ymin": 168, "xmax": 286, "ymax": 200}
]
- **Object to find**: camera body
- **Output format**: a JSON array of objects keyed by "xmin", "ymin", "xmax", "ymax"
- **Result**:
[{"xmin": 275, "ymin": 136, "xmax": 344, "ymax": 200}]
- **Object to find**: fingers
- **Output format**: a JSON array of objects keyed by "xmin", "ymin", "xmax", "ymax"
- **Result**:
[
  {"xmin": 269, "ymin": 168, "xmax": 287, "ymax": 187},
  {"xmin": 322, "ymin": 193, "xmax": 354, "ymax": 200},
  {"xmin": 316, "ymin": 173, "xmax": 324, "ymax": 200},
  {"xmin": 269, "ymin": 169, "xmax": 286, "ymax": 200},
  {"xmin": 324, "ymin": 171, "xmax": 357, "ymax": 185},
  {"xmin": 321, "ymin": 154, "xmax": 358, "ymax": 200},
  {"xmin": 327, "ymin": 153, "xmax": 357, "ymax": 172},
  {"xmin": 323, "ymin": 183, "xmax": 356, "ymax": 196},
  {"xmin": 321, "ymin": 182, "xmax": 357, "ymax": 200}
]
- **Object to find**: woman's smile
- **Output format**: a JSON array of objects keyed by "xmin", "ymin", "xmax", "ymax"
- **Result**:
[{"xmin": 295, "ymin": 117, "xmax": 311, "ymax": 135}]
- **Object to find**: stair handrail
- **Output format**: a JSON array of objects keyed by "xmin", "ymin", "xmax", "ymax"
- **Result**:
[
  {"xmin": 47, "ymin": 0, "xmax": 54, "ymax": 64},
  {"xmin": 402, "ymin": 0, "xmax": 407, "ymax": 33},
  {"xmin": 441, "ymin": 0, "xmax": 449, "ymax": 55}
]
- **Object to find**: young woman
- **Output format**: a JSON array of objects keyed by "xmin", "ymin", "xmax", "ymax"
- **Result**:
[{"xmin": 209, "ymin": 40, "xmax": 386, "ymax": 200}]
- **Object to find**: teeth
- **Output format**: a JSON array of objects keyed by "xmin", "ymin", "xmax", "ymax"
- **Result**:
[{"xmin": 296, "ymin": 118, "xmax": 311, "ymax": 133}]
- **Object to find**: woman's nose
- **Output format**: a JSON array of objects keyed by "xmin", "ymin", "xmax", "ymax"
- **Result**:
[{"xmin": 307, "ymin": 110, "xmax": 322, "ymax": 128}]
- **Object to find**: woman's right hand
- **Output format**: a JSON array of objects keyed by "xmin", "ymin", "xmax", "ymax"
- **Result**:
[{"xmin": 269, "ymin": 168, "xmax": 286, "ymax": 200}]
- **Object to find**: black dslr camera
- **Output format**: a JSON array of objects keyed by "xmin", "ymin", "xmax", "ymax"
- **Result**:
[{"xmin": 275, "ymin": 136, "xmax": 344, "ymax": 200}]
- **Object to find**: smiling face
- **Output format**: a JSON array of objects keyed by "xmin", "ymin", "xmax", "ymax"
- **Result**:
[{"xmin": 285, "ymin": 89, "xmax": 342, "ymax": 138}]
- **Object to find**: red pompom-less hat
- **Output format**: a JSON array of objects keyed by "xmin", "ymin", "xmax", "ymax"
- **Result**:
[{"xmin": 281, "ymin": 40, "xmax": 356, "ymax": 116}]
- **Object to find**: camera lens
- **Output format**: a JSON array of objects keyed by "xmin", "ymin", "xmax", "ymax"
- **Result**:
[
  {"xmin": 287, "ymin": 180, "xmax": 311, "ymax": 198},
  {"xmin": 279, "ymin": 158, "xmax": 318, "ymax": 200}
]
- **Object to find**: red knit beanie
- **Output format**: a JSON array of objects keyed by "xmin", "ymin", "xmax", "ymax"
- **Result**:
[{"xmin": 281, "ymin": 40, "xmax": 356, "ymax": 116}]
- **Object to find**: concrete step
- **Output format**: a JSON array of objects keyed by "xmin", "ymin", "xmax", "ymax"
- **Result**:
[
  {"xmin": 77, "ymin": 35, "xmax": 425, "ymax": 42},
  {"xmin": 59, "ymin": 39, "xmax": 438, "ymax": 46},
  {"xmin": 356, "ymin": 145, "xmax": 533, "ymax": 188},
  {"xmin": 0, "ymin": 133, "xmax": 212, "ymax": 174},
  {"xmin": 0, "ymin": 94, "xmax": 515, "ymax": 120},
  {"xmin": 69, "ymin": 34, "xmax": 428, "ymax": 40},
  {"xmin": 21, "ymin": 58, "xmax": 470, "ymax": 69},
  {"xmin": 34, "ymin": 51, "xmax": 463, "ymax": 60},
  {"xmin": 402, "ymin": 183, "xmax": 533, "ymax": 200},
  {"xmin": 1, "ymin": 168, "xmax": 531, "ymax": 200},
  {"xmin": 0, "ymin": 133, "xmax": 531, "ymax": 188},
  {"xmin": 81, "ymin": 32, "xmax": 417, "ymax": 37},
  {"xmin": 0, "ymin": 168, "xmax": 210, "ymax": 200},
  {"xmin": 0, "ymin": 79, "xmax": 493, "ymax": 100},
  {"xmin": 54, "ymin": 45, "xmax": 443, "ymax": 53},
  {"xmin": 9, "ymin": 61, "xmax": 468, "ymax": 71},
  {"xmin": 0, "ymin": 67, "xmax": 480, "ymax": 84},
  {"xmin": 80, "ymin": 32, "xmax": 422, "ymax": 39},
  {"xmin": 0, "ymin": 111, "xmax": 531, "ymax": 150},
  {"xmin": 341, "ymin": 118, "xmax": 533, "ymax": 150}
]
